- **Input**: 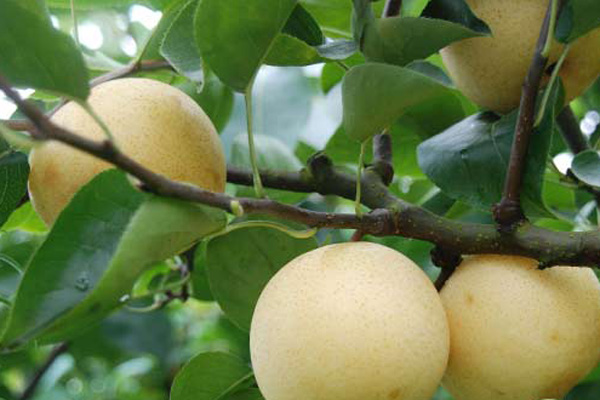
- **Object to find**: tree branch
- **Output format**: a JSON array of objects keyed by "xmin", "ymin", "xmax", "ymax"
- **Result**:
[
  {"xmin": 19, "ymin": 343, "xmax": 69, "ymax": 400},
  {"xmin": 494, "ymin": 0, "xmax": 558, "ymax": 229},
  {"xmin": 557, "ymin": 106, "xmax": 590, "ymax": 154},
  {"xmin": 1, "ymin": 60, "xmax": 173, "ymax": 132},
  {"xmin": 382, "ymin": 0, "xmax": 402, "ymax": 17},
  {"xmin": 371, "ymin": 131, "xmax": 394, "ymax": 186},
  {"xmin": 4, "ymin": 74, "xmax": 600, "ymax": 267}
]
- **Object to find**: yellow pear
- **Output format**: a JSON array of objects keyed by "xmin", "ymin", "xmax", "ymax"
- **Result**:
[
  {"xmin": 250, "ymin": 242, "xmax": 450, "ymax": 400},
  {"xmin": 28, "ymin": 77, "xmax": 226, "ymax": 225},
  {"xmin": 440, "ymin": 255, "xmax": 600, "ymax": 400},
  {"xmin": 441, "ymin": 0, "xmax": 600, "ymax": 113}
]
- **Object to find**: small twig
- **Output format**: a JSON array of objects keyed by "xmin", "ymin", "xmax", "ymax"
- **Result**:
[
  {"xmin": 494, "ymin": 0, "xmax": 560, "ymax": 230},
  {"xmin": 20, "ymin": 343, "xmax": 69, "ymax": 400},
  {"xmin": 431, "ymin": 247, "xmax": 462, "ymax": 291},
  {"xmin": 371, "ymin": 130, "xmax": 394, "ymax": 185},
  {"xmin": 1, "ymin": 60, "xmax": 173, "ymax": 132},
  {"xmin": 382, "ymin": 0, "xmax": 402, "ymax": 17},
  {"xmin": 557, "ymin": 106, "xmax": 590, "ymax": 154}
]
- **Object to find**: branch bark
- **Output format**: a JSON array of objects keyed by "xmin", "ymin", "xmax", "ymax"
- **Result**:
[
  {"xmin": 557, "ymin": 106, "xmax": 589, "ymax": 154},
  {"xmin": 1, "ymin": 60, "xmax": 173, "ymax": 132},
  {"xmin": 4, "ymin": 72, "xmax": 600, "ymax": 267},
  {"xmin": 494, "ymin": 0, "xmax": 558, "ymax": 229},
  {"xmin": 382, "ymin": 0, "xmax": 402, "ymax": 17},
  {"xmin": 20, "ymin": 343, "xmax": 69, "ymax": 400}
]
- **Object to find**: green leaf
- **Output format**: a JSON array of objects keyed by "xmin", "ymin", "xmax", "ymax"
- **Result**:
[
  {"xmin": 18, "ymin": 0, "xmax": 50, "ymax": 20},
  {"xmin": 195, "ymin": 0, "xmax": 298, "ymax": 92},
  {"xmin": 301, "ymin": 0, "xmax": 354, "ymax": 38},
  {"xmin": 47, "ymin": 0, "xmax": 168, "ymax": 10},
  {"xmin": 2, "ymin": 203, "xmax": 47, "ymax": 234},
  {"xmin": 192, "ymin": 240, "xmax": 213, "ymax": 301},
  {"xmin": 230, "ymin": 134, "xmax": 306, "ymax": 203},
  {"xmin": 170, "ymin": 352, "xmax": 253, "ymax": 400},
  {"xmin": 342, "ymin": 62, "xmax": 465, "ymax": 142},
  {"xmin": 557, "ymin": 0, "xmax": 600, "ymax": 43},
  {"xmin": 572, "ymin": 150, "xmax": 600, "ymax": 187},
  {"xmin": 0, "ymin": 0, "xmax": 89, "ymax": 99},
  {"xmin": 228, "ymin": 389, "xmax": 265, "ymax": 400},
  {"xmin": 206, "ymin": 226, "xmax": 317, "ymax": 331},
  {"xmin": 422, "ymin": 0, "xmax": 490, "ymax": 34},
  {"xmin": 362, "ymin": 16, "xmax": 488, "ymax": 67},
  {"xmin": 265, "ymin": 35, "xmax": 324, "ymax": 66},
  {"xmin": 0, "ymin": 149, "xmax": 29, "ymax": 228},
  {"xmin": 284, "ymin": 4, "xmax": 324, "ymax": 45},
  {"xmin": 160, "ymin": 0, "xmax": 203, "ymax": 82},
  {"xmin": 0, "ymin": 170, "xmax": 227, "ymax": 349},
  {"xmin": 417, "ymin": 112, "xmax": 554, "ymax": 217}
]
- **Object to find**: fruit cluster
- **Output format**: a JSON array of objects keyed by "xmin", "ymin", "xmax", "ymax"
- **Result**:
[{"xmin": 251, "ymin": 243, "xmax": 600, "ymax": 400}]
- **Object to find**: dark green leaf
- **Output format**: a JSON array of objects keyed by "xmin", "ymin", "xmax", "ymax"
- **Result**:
[
  {"xmin": 342, "ymin": 62, "xmax": 465, "ymax": 142},
  {"xmin": 195, "ymin": 0, "xmax": 298, "ymax": 92},
  {"xmin": 170, "ymin": 352, "xmax": 253, "ymax": 400},
  {"xmin": 422, "ymin": 0, "xmax": 490, "ymax": 34},
  {"xmin": 284, "ymin": 4, "xmax": 324, "ymax": 45},
  {"xmin": 160, "ymin": 0, "xmax": 203, "ymax": 82},
  {"xmin": 362, "ymin": 16, "xmax": 488, "ymax": 67},
  {"xmin": 228, "ymin": 389, "xmax": 265, "ymax": 400},
  {"xmin": 192, "ymin": 241, "xmax": 213, "ymax": 301},
  {"xmin": 406, "ymin": 60, "xmax": 453, "ymax": 86},
  {"xmin": 206, "ymin": 226, "xmax": 317, "ymax": 331},
  {"xmin": 0, "ymin": 170, "xmax": 227, "ymax": 349},
  {"xmin": 572, "ymin": 150, "xmax": 600, "ymax": 187},
  {"xmin": 265, "ymin": 35, "xmax": 324, "ymax": 66},
  {"xmin": 417, "ymin": 112, "xmax": 553, "ymax": 216},
  {"xmin": 557, "ymin": 0, "xmax": 600, "ymax": 43},
  {"xmin": 0, "ymin": 148, "xmax": 29, "ymax": 228},
  {"xmin": 0, "ymin": 0, "xmax": 89, "ymax": 99}
]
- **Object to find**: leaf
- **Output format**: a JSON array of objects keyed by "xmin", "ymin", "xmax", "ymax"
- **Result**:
[
  {"xmin": 556, "ymin": 0, "xmax": 600, "ymax": 43},
  {"xmin": 422, "ymin": 0, "xmax": 490, "ymax": 34},
  {"xmin": 417, "ymin": 112, "xmax": 554, "ymax": 216},
  {"xmin": 0, "ymin": 170, "xmax": 227, "ymax": 349},
  {"xmin": 228, "ymin": 389, "xmax": 265, "ymax": 400},
  {"xmin": 195, "ymin": 0, "xmax": 298, "ymax": 92},
  {"xmin": 46, "ymin": 0, "xmax": 168, "ymax": 10},
  {"xmin": 265, "ymin": 35, "xmax": 324, "ymax": 66},
  {"xmin": 342, "ymin": 62, "xmax": 465, "ymax": 142},
  {"xmin": 206, "ymin": 225, "xmax": 317, "ymax": 331},
  {"xmin": 192, "ymin": 240, "xmax": 213, "ymax": 301},
  {"xmin": 0, "ymin": 0, "xmax": 89, "ymax": 99},
  {"xmin": 284, "ymin": 4, "xmax": 324, "ymax": 45},
  {"xmin": 170, "ymin": 352, "xmax": 253, "ymax": 400},
  {"xmin": 18, "ymin": 0, "xmax": 50, "ymax": 20},
  {"xmin": 160, "ymin": 0, "xmax": 203, "ymax": 82},
  {"xmin": 362, "ymin": 16, "xmax": 489, "ymax": 67},
  {"xmin": 0, "ymin": 148, "xmax": 29, "ymax": 228},
  {"xmin": 139, "ymin": 0, "xmax": 189, "ymax": 61},
  {"xmin": 301, "ymin": 0, "xmax": 358, "ymax": 38},
  {"xmin": 571, "ymin": 150, "xmax": 600, "ymax": 187}
]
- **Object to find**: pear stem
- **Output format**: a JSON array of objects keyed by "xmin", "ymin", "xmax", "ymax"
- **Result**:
[{"xmin": 244, "ymin": 88, "xmax": 265, "ymax": 198}]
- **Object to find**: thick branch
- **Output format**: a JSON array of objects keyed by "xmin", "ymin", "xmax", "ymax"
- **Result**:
[
  {"xmin": 5, "ymin": 74, "xmax": 600, "ymax": 267},
  {"xmin": 494, "ymin": 0, "xmax": 556, "ymax": 229},
  {"xmin": 20, "ymin": 343, "xmax": 69, "ymax": 400},
  {"xmin": 0, "ymin": 77, "xmax": 386, "ymax": 233}
]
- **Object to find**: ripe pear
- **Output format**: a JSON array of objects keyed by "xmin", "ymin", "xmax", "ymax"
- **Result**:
[
  {"xmin": 440, "ymin": 254, "xmax": 600, "ymax": 400},
  {"xmin": 440, "ymin": 0, "xmax": 600, "ymax": 113},
  {"xmin": 28, "ymin": 78, "xmax": 226, "ymax": 225},
  {"xmin": 250, "ymin": 242, "xmax": 450, "ymax": 400}
]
